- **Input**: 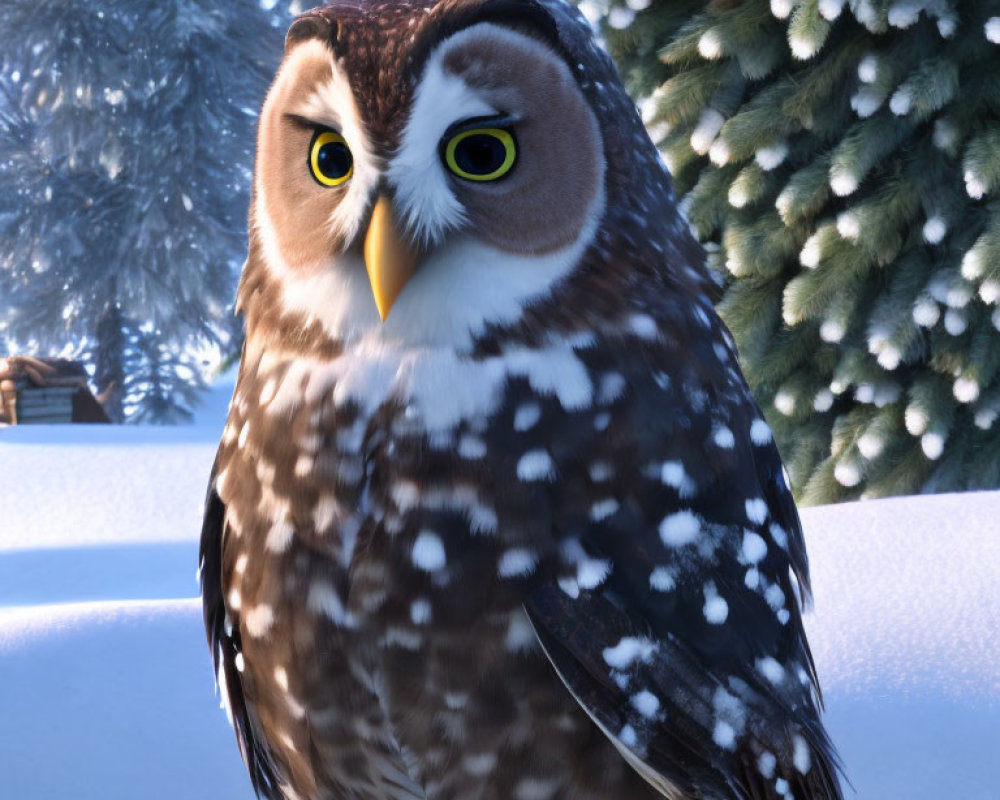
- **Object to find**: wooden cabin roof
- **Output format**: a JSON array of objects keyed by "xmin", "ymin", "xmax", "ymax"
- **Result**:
[{"xmin": 0, "ymin": 357, "xmax": 110, "ymax": 424}]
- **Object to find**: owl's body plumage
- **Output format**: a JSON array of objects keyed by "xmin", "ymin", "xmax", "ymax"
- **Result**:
[{"xmin": 200, "ymin": 2, "xmax": 844, "ymax": 799}]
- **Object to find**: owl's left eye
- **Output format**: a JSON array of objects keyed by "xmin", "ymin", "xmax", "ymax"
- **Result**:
[
  {"xmin": 309, "ymin": 129, "xmax": 353, "ymax": 187},
  {"xmin": 442, "ymin": 127, "xmax": 517, "ymax": 182}
]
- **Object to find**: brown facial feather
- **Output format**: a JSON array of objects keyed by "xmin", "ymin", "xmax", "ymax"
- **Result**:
[
  {"xmin": 440, "ymin": 26, "xmax": 603, "ymax": 254},
  {"xmin": 256, "ymin": 41, "xmax": 348, "ymax": 267}
]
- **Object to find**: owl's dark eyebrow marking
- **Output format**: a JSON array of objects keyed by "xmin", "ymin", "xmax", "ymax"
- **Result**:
[
  {"xmin": 443, "ymin": 113, "xmax": 519, "ymax": 139},
  {"xmin": 285, "ymin": 113, "xmax": 337, "ymax": 132}
]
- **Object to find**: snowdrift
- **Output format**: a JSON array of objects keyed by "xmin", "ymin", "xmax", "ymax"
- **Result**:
[{"xmin": 1, "ymin": 406, "xmax": 997, "ymax": 799}]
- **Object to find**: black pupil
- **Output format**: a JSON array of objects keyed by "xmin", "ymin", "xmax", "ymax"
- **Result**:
[
  {"xmin": 316, "ymin": 139, "xmax": 351, "ymax": 180},
  {"xmin": 455, "ymin": 133, "xmax": 507, "ymax": 175}
]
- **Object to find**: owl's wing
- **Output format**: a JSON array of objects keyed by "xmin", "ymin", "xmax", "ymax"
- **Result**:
[
  {"xmin": 199, "ymin": 460, "xmax": 283, "ymax": 799},
  {"xmin": 522, "ymin": 329, "xmax": 843, "ymax": 800}
]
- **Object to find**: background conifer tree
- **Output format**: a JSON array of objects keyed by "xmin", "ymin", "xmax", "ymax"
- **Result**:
[
  {"xmin": 0, "ymin": 0, "xmax": 285, "ymax": 421},
  {"xmin": 598, "ymin": 0, "xmax": 1000, "ymax": 502}
]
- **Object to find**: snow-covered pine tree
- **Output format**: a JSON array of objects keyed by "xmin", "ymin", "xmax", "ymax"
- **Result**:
[
  {"xmin": 0, "ymin": 0, "xmax": 284, "ymax": 421},
  {"xmin": 121, "ymin": 325, "xmax": 208, "ymax": 424},
  {"xmin": 600, "ymin": 0, "xmax": 1000, "ymax": 503}
]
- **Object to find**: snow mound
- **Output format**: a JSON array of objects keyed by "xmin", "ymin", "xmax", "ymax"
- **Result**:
[{"xmin": 0, "ymin": 599, "xmax": 251, "ymax": 800}]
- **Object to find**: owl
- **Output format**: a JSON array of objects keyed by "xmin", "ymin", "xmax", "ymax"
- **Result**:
[{"xmin": 200, "ymin": 1, "xmax": 844, "ymax": 799}]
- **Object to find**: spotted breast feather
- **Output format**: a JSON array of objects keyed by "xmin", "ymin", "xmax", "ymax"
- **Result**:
[{"xmin": 200, "ymin": 301, "xmax": 842, "ymax": 800}]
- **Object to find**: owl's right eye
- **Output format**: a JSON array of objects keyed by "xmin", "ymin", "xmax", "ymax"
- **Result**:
[{"xmin": 309, "ymin": 130, "xmax": 353, "ymax": 187}]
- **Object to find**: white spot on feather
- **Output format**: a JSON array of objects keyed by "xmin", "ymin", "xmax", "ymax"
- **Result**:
[
  {"xmin": 410, "ymin": 598, "xmax": 432, "ymax": 625},
  {"xmin": 237, "ymin": 421, "xmax": 250, "ymax": 449},
  {"xmin": 793, "ymin": 733, "xmax": 812, "ymax": 774},
  {"xmin": 659, "ymin": 510, "xmax": 701, "ymax": 547},
  {"xmin": 619, "ymin": 724, "xmax": 638, "ymax": 747},
  {"xmin": 765, "ymin": 584, "xmax": 786, "ymax": 612},
  {"xmin": 750, "ymin": 418, "xmax": 772, "ymax": 444},
  {"xmin": 590, "ymin": 498, "xmax": 619, "ymax": 521},
  {"xmin": 245, "ymin": 604, "xmax": 275, "ymax": 637},
  {"xmin": 458, "ymin": 435, "xmax": 486, "ymax": 459},
  {"xmin": 660, "ymin": 460, "xmax": 696, "ymax": 498},
  {"xmin": 598, "ymin": 372, "xmax": 627, "ymax": 404},
  {"xmin": 463, "ymin": 753, "xmax": 497, "ymax": 776},
  {"xmin": 630, "ymin": 690, "xmax": 660, "ymax": 718},
  {"xmin": 745, "ymin": 497, "xmax": 768, "ymax": 524},
  {"xmin": 628, "ymin": 313, "xmax": 658, "ymax": 339},
  {"xmin": 266, "ymin": 519, "xmax": 294, "ymax": 553},
  {"xmin": 649, "ymin": 566, "xmax": 676, "ymax": 592},
  {"xmin": 577, "ymin": 558, "xmax": 612, "ymax": 589},
  {"xmin": 312, "ymin": 495, "xmax": 340, "ymax": 532},
  {"xmin": 392, "ymin": 481, "xmax": 420, "ymax": 512},
  {"xmin": 412, "ymin": 530, "xmax": 447, "ymax": 572},
  {"xmin": 517, "ymin": 449, "xmax": 556, "ymax": 481},
  {"xmin": 741, "ymin": 530, "xmax": 768, "ymax": 563},
  {"xmin": 770, "ymin": 523, "xmax": 789, "ymax": 551},
  {"xmin": 713, "ymin": 426, "xmax": 735, "ymax": 449},
  {"xmin": 274, "ymin": 666, "xmax": 289, "ymax": 691},
  {"xmin": 703, "ymin": 582, "xmax": 729, "ymax": 624},
  {"xmin": 514, "ymin": 402, "xmax": 541, "ymax": 431},
  {"xmin": 505, "ymin": 610, "xmax": 537, "ymax": 652},
  {"xmin": 259, "ymin": 378, "xmax": 277, "ymax": 406},
  {"xmin": 498, "ymin": 548, "xmax": 537, "ymax": 578},
  {"xmin": 757, "ymin": 657, "xmax": 786, "ymax": 685},
  {"xmin": 603, "ymin": 637, "xmax": 655, "ymax": 669},
  {"xmin": 713, "ymin": 720, "xmax": 736, "ymax": 750}
]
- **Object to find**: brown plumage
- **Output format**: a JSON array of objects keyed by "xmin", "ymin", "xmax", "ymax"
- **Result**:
[{"xmin": 200, "ymin": 2, "xmax": 845, "ymax": 799}]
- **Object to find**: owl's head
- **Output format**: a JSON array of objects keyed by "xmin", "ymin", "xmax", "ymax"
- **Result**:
[{"xmin": 243, "ymin": 0, "xmax": 692, "ymax": 353}]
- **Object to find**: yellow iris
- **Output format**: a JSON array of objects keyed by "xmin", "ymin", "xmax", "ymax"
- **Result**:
[
  {"xmin": 443, "ymin": 127, "xmax": 517, "ymax": 182},
  {"xmin": 309, "ymin": 130, "xmax": 353, "ymax": 186}
]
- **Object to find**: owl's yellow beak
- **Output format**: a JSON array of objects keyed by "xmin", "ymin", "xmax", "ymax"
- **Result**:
[{"xmin": 363, "ymin": 195, "xmax": 419, "ymax": 322}]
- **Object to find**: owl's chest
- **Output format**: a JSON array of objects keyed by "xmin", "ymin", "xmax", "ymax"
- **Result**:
[
  {"xmin": 221, "ymin": 402, "xmax": 585, "ymax": 799},
  {"xmin": 214, "ymin": 346, "xmax": 656, "ymax": 799},
  {"xmin": 224, "ymin": 385, "xmax": 556, "ymax": 621},
  {"xmin": 217, "ymin": 344, "xmax": 597, "ymax": 616}
]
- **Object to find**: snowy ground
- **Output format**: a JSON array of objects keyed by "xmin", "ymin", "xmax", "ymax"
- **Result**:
[{"xmin": 1, "ymin": 376, "xmax": 998, "ymax": 799}]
